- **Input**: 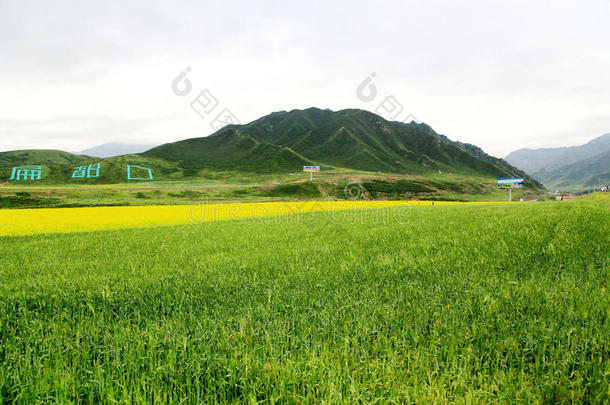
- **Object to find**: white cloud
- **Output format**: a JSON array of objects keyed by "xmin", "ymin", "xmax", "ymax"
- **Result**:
[{"xmin": 0, "ymin": 0, "xmax": 609, "ymax": 157}]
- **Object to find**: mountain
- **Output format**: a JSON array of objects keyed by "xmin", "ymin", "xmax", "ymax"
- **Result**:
[
  {"xmin": 504, "ymin": 133, "xmax": 610, "ymax": 190},
  {"xmin": 532, "ymin": 150, "xmax": 610, "ymax": 190},
  {"xmin": 0, "ymin": 149, "xmax": 89, "ymax": 167},
  {"xmin": 145, "ymin": 129, "xmax": 312, "ymax": 173},
  {"xmin": 79, "ymin": 143, "xmax": 155, "ymax": 158},
  {"xmin": 406, "ymin": 122, "xmax": 533, "ymax": 181},
  {"xmin": 146, "ymin": 108, "xmax": 538, "ymax": 185},
  {"xmin": 1, "ymin": 108, "xmax": 540, "ymax": 188},
  {"xmin": 505, "ymin": 133, "xmax": 610, "ymax": 173}
]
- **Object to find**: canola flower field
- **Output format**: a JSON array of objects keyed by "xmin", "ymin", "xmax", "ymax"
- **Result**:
[
  {"xmin": 0, "ymin": 200, "xmax": 506, "ymax": 236},
  {"xmin": 0, "ymin": 197, "xmax": 608, "ymax": 403}
]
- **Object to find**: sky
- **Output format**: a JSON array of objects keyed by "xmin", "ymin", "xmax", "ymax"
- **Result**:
[{"xmin": 1, "ymin": 0, "xmax": 609, "ymax": 157}]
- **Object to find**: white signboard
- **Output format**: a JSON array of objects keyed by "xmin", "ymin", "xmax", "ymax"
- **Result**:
[{"xmin": 497, "ymin": 178, "xmax": 524, "ymax": 185}]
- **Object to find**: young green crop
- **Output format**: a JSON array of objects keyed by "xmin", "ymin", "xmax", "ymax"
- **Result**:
[{"xmin": 0, "ymin": 199, "xmax": 608, "ymax": 403}]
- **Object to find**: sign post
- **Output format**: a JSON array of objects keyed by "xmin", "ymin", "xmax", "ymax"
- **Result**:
[
  {"xmin": 303, "ymin": 166, "xmax": 320, "ymax": 181},
  {"xmin": 497, "ymin": 178, "xmax": 524, "ymax": 202}
]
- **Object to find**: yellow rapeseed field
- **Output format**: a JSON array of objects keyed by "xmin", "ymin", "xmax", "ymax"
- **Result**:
[{"xmin": 0, "ymin": 200, "xmax": 507, "ymax": 236}]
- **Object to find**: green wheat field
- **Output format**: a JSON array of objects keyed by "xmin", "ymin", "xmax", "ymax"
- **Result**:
[{"xmin": 0, "ymin": 196, "xmax": 608, "ymax": 403}]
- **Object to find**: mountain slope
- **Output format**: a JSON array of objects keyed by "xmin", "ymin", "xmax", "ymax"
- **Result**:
[
  {"xmin": 406, "ymin": 122, "xmax": 535, "ymax": 183},
  {"xmin": 0, "ymin": 152, "xmax": 182, "ymax": 184},
  {"xmin": 238, "ymin": 108, "xmax": 468, "ymax": 173},
  {"xmin": 146, "ymin": 129, "xmax": 313, "ymax": 172},
  {"xmin": 146, "ymin": 107, "xmax": 538, "ymax": 185},
  {"xmin": 533, "ymin": 150, "xmax": 610, "ymax": 190},
  {"xmin": 0, "ymin": 149, "xmax": 90, "ymax": 168},
  {"xmin": 2, "ymin": 108, "xmax": 541, "ymax": 188},
  {"xmin": 505, "ymin": 133, "xmax": 610, "ymax": 173},
  {"xmin": 244, "ymin": 108, "xmax": 539, "ymax": 184},
  {"xmin": 79, "ymin": 143, "xmax": 156, "ymax": 158}
]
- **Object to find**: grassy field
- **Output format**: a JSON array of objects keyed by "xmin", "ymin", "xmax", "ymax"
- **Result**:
[
  {"xmin": 0, "ymin": 197, "xmax": 608, "ymax": 403},
  {"xmin": 0, "ymin": 174, "xmax": 544, "ymax": 209}
]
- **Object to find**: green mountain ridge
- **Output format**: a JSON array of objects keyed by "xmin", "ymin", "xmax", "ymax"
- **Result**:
[
  {"xmin": 146, "ymin": 108, "xmax": 539, "ymax": 185},
  {"xmin": 1, "ymin": 108, "xmax": 540, "ymax": 188},
  {"xmin": 0, "ymin": 149, "xmax": 90, "ymax": 168},
  {"xmin": 146, "ymin": 129, "xmax": 313, "ymax": 172},
  {"xmin": 404, "ymin": 122, "xmax": 535, "ymax": 181}
]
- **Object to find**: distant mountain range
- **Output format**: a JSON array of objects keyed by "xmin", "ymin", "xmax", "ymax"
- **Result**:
[
  {"xmin": 78, "ymin": 142, "xmax": 155, "ymax": 158},
  {"xmin": 505, "ymin": 133, "xmax": 610, "ymax": 190},
  {"xmin": 1, "ymin": 108, "xmax": 538, "ymax": 187}
]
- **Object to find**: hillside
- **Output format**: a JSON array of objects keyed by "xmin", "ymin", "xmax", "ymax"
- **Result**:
[
  {"xmin": 0, "ymin": 149, "xmax": 90, "ymax": 167},
  {"xmin": 406, "ymin": 122, "xmax": 534, "ymax": 181},
  {"xmin": 533, "ymin": 149, "xmax": 610, "ymax": 190},
  {"xmin": 505, "ymin": 133, "xmax": 610, "ymax": 190},
  {"xmin": 505, "ymin": 133, "xmax": 610, "ymax": 173},
  {"xmin": 0, "ymin": 153, "xmax": 187, "ymax": 185},
  {"xmin": 1, "ymin": 108, "xmax": 540, "ymax": 188},
  {"xmin": 146, "ymin": 129, "xmax": 313, "ymax": 173},
  {"xmin": 146, "ymin": 108, "xmax": 539, "ymax": 186}
]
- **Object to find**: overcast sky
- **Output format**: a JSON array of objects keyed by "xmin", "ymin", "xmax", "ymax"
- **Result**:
[{"xmin": 1, "ymin": 0, "xmax": 609, "ymax": 157}]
